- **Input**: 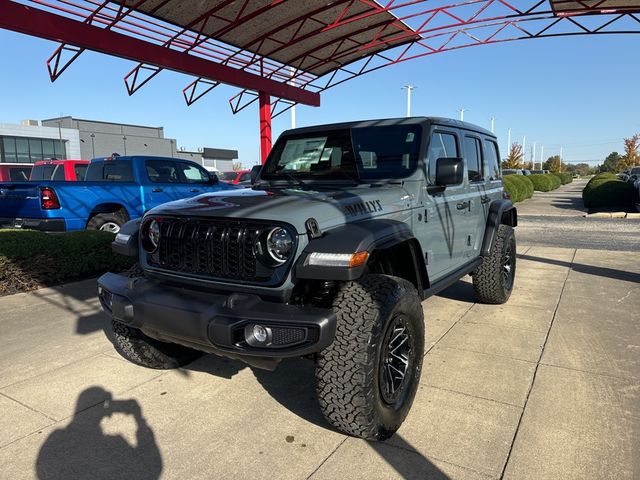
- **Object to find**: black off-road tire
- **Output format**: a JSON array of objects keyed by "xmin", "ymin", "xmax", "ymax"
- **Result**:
[
  {"xmin": 86, "ymin": 210, "xmax": 128, "ymax": 233},
  {"xmin": 315, "ymin": 274, "xmax": 424, "ymax": 440},
  {"xmin": 473, "ymin": 224, "xmax": 516, "ymax": 304},
  {"xmin": 110, "ymin": 262, "xmax": 202, "ymax": 369},
  {"xmin": 111, "ymin": 320, "xmax": 203, "ymax": 369}
]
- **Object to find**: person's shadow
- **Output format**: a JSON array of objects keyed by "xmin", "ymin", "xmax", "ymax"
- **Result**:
[{"xmin": 36, "ymin": 387, "xmax": 162, "ymax": 480}]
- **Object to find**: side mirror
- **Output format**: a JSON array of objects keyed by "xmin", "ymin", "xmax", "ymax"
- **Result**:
[
  {"xmin": 436, "ymin": 157, "xmax": 464, "ymax": 186},
  {"xmin": 250, "ymin": 165, "xmax": 262, "ymax": 184},
  {"xmin": 208, "ymin": 172, "xmax": 219, "ymax": 184}
]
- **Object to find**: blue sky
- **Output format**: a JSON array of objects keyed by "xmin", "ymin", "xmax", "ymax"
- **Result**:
[{"xmin": 0, "ymin": 28, "xmax": 638, "ymax": 167}]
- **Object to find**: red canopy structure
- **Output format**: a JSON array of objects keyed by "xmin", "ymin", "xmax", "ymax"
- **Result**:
[{"xmin": 1, "ymin": 0, "xmax": 639, "ymax": 162}]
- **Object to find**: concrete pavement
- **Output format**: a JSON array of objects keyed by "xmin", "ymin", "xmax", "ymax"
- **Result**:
[{"xmin": 0, "ymin": 245, "xmax": 638, "ymax": 479}]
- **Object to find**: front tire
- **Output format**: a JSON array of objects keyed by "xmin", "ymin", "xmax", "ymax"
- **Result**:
[
  {"xmin": 315, "ymin": 274, "xmax": 424, "ymax": 440},
  {"xmin": 111, "ymin": 320, "xmax": 202, "ymax": 369},
  {"xmin": 473, "ymin": 224, "xmax": 516, "ymax": 304}
]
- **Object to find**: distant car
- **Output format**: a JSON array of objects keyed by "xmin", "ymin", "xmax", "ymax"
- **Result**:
[
  {"xmin": 522, "ymin": 169, "xmax": 531, "ymax": 176},
  {"xmin": 30, "ymin": 159, "xmax": 89, "ymax": 182},
  {"xmin": 502, "ymin": 169, "xmax": 524, "ymax": 175},
  {"xmin": 530, "ymin": 170, "xmax": 545, "ymax": 174},
  {"xmin": 0, "ymin": 163, "xmax": 32, "ymax": 182},
  {"xmin": 220, "ymin": 169, "xmax": 252, "ymax": 185}
]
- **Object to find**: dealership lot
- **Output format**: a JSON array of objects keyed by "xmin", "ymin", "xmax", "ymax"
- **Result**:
[{"xmin": 0, "ymin": 244, "xmax": 638, "ymax": 479}]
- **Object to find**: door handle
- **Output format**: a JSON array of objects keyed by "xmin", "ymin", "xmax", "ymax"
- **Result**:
[
  {"xmin": 152, "ymin": 188, "xmax": 163, "ymax": 193},
  {"xmin": 481, "ymin": 196, "xmax": 490, "ymax": 204},
  {"xmin": 456, "ymin": 201, "xmax": 469, "ymax": 210},
  {"xmin": 190, "ymin": 189, "xmax": 200, "ymax": 193}
]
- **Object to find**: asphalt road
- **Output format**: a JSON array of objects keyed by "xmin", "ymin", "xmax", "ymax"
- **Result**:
[{"xmin": 516, "ymin": 179, "xmax": 639, "ymax": 251}]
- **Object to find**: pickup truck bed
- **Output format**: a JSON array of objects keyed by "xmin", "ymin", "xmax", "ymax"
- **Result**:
[{"xmin": 0, "ymin": 155, "xmax": 236, "ymax": 232}]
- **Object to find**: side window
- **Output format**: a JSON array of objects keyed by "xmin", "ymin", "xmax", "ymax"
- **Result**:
[
  {"xmin": 484, "ymin": 139, "xmax": 501, "ymax": 180},
  {"xmin": 180, "ymin": 163, "xmax": 210, "ymax": 184},
  {"xmin": 427, "ymin": 131, "xmax": 458, "ymax": 184},
  {"xmin": 52, "ymin": 165, "xmax": 65, "ymax": 181},
  {"xmin": 146, "ymin": 160, "xmax": 180, "ymax": 183},
  {"xmin": 464, "ymin": 136, "xmax": 484, "ymax": 182},
  {"xmin": 103, "ymin": 161, "xmax": 134, "ymax": 182},
  {"xmin": 74, "ymin": 164, "xmax": 88, "ymax": 181},
  {"xmin": 239, "ymin": 172, "xmax": 251, "ymax": 182}
]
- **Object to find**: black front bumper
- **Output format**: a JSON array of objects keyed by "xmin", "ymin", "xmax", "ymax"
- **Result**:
[
  {"xmin": 0, "ymin": 217, "xmax": 66, "ymax": 232},
  {"xmin": 97, "ymin": 273, "xmax": 336, "ymax": 366}
]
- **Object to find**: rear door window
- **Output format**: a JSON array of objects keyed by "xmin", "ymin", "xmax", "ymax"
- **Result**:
[
  {"xmin": 464, "ymin": 136, "xmax": 484, "ymax": 182},
  {"xmin": 74, "ymin": 164, "xmax": 87, "ymax": 181},
  {"xmin": 484, "ymin": 139, "xmax": 501, "ymax": 180},
  {"xmin": 427, "ymin": 131, "xmax": 459, "ymax": 184},
  {"xmin": 146, "ymin": 160, "xmax": 181, "ymax": 183},
  {"xmin": 85, "ymin": 161, "xmax": 134, "ymax": 182}
]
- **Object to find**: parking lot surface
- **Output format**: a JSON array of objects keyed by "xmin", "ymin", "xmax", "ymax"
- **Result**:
[{"xmin": 0, "ymin": 244, "xmax": 638, "ymax": 480}]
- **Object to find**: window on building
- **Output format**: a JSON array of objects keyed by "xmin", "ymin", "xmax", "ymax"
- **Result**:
[{"xmin": 0, "ymin": 136, "xmax": 67, "ymax": 164}]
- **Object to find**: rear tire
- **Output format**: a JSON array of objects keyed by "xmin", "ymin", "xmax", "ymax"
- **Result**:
[
  {"xmin": 315, "ymin": 274, "xmax": 424, "ymax": 440},
  {"xmin": 111, "ymin": 320, "xmax": 202, "ymax": 369},
  {"xmin": 473, "ymin": 224, "xmax": 516, "ymax": 304},
  {"xmin": 87, "ymin": 211, "xmax": 127, "ymax": 234}
]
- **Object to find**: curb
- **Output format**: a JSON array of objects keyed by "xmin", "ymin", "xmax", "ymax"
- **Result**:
[{"xmin": 584, "ymin": 212, "xmax": 640, "ymax": 219}]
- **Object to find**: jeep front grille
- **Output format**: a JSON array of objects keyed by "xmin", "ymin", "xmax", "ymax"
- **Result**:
[{"xmin": 149, "ymin": 218, "xmax": 270, "ymax": 282}]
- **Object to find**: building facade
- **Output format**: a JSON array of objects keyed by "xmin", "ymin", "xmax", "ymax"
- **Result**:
[{"xmin": 0, "ymin": 117, "xmax": 238, "ymax": 172}]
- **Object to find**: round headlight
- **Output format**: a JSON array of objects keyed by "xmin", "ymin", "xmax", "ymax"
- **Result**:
[
  {"xmin": 142, "ymin": 219, "xmax": 160, "ymax": 252},
  {"xmin": 266, "ymin": 227, "xmax": 293, "ymax": 263}
]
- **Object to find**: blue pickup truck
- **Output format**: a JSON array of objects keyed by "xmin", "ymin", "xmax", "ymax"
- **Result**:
[{"xmin": 0, "ymin": 155, "xmax": 237, "ymax": 233}]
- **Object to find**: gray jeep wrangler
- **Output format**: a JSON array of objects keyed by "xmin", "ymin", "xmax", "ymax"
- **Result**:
[{"xmin": 98, "ymin": 117, "xmax": 517, "ymax": 440}]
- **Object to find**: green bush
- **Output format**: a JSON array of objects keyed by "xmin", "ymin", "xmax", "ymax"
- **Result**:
[
  {"xmin": 528, "ymin": 173, "xmax": 560, "ymax": 192},
  {"xmin": 0, "ymin": 230, "xmax": 135, "ymax": 295},
  {"xmin": 552, "ymin": 172, "xmax": 573, "ymax": 185},
  {"xmin": 587, "ymin": 172, "xmax": 617, "ymax": 186},
  {"xmin": 582, "ymin": 178, "xmax": 637, "ymax": 208},
  {"xmin": 503, "ymin": 174, "xmax": 534, "ymax": 203}
]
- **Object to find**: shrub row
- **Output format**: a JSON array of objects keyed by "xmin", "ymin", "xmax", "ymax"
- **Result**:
[
  {"xmin": 503, "ymin": 174, "xmax": 534, "ymax": 203},
  {"xmin": 552, "ymin": 172, "xmax": 573, "ymax": 185},
  {"xmin": 0, "ymin": 230, "xmax": 135, "ymax": 295},
  {"xmin": 528, "ymin": 173, "xmax": 561, "ymax": 192},
  {"xmin": 582, "ymin": 175, "xmax": 637, "ymax": 208}
]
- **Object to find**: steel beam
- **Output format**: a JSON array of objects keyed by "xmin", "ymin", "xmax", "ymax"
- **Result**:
[
  {"xmin": 259, "ymin": 92, "xmax": 272, "ymax": 164},
  {"xmin": 0, "ymin": 0, "xmax": 320, "ymax": 107}
]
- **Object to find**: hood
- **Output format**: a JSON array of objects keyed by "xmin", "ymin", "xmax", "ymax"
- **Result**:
[{"xmin": 147, "ymin": 185, "xmax": 415, "ymax": 234}]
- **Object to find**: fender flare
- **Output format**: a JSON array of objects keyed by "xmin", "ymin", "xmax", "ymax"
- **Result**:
[
  {"xmin": 294, "ymin": 219, "xmax": 425, "ymax": 282},
  {"xmin": 111, "ymin": 218, "xmax": 141, "ymax": 257},
  {"xmin": 481, "ymin": 199, "xmax": 517, "ymax": 257}
]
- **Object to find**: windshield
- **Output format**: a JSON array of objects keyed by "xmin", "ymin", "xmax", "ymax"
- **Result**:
[{"xmin": 262, "ymin": 124, "xmax": 422, "ymax": 183}]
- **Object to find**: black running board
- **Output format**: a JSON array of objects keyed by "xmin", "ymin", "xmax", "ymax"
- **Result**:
[{"xmin": 423, "ymin": 257, "xmax": 482, "ymax": 299}]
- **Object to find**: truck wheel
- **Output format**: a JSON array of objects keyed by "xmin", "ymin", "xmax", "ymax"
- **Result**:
[
  {"xmin": 473, "ymin": 224, "xmax": 516, "ymax": 304},
  {"xmin": 315, "ymin": 274, "xmax": 424, "ymax": 440},
  {"xmin": 87, "ymin": 211, "xmax": 127, "ymax": 234},
  {"xmin": 111, "ymin": 320, "xmax": 202, "ymax": 369}
]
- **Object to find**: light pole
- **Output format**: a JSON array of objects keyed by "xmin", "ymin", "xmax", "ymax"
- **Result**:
[
  {"xmin": 90, "ymin": 133, "xmax": 95, "ymax": 158},
  {"xmin": 522, "ymin": 136, "xmax": 526, "ymax": 164},
  {"xmin": 402, "ymin": 85, "xmax": 416, "ymax": 117},
  {"xmin": 490, "ymin": 117, "xmax": 495, "ymax": 133},
  {"xmin": 123, "ymin": 136, "xmax": 127, "ymax": 155},
  {"xmin": 458, "ymin": 108, "xmax": 466, "ymax": 121},
  {"xmin": 532, "ymin": 142, "xmax": 537, "ymax": 169},
  {"xmin": 507, "ymin": 128, "xmax": 512, "ymax": 156},
  {"xmin": 540, "ymin": 145, "xmax": 544, "ymax": 170},
  {"xmin": 559, "ymin": 146, "xmax": 563, "ymax": 172}
]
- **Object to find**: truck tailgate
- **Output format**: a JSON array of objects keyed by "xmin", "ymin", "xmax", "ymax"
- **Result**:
[{"xmin": 0, "ymin": 183, "xmax": 43, "ymax": 220}]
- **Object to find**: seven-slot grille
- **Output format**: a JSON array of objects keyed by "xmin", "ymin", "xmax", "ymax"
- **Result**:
[{"xmin": 150, "ymin": 218, "xmax": 267, "ymax": 282}]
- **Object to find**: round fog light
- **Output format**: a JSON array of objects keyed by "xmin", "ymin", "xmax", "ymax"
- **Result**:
[{"xmin": 253, "ymin": 325, "xmax": 268, "ymax": 343}]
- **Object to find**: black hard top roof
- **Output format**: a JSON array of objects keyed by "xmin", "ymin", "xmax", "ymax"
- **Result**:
[{"xmin": 282, "ymin": 117, "xmax": 496, "ymax": 138}]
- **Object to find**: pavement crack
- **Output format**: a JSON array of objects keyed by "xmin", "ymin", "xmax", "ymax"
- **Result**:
[
  {"xmin": 306, "ymin": 437, "xmax": 347, "ymax": 479},
  {"xmin": 498, "ymin": 248, "xmax": 577, "ymax": 479}
]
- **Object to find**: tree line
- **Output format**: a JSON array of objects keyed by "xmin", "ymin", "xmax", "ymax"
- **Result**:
[{"xmin": 501, "ymin": 133, "xmax": 639, "ymax": 176}]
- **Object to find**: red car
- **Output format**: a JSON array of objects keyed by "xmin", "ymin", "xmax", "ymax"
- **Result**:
[
  {"xmin": 30, "ymin": 159, "xmax": 89, "ymax": 181},
  {"xmin": 220, "ymin": 169, "xmax": 251, "ymax": 185},
  {"xmin": 0, "ymin": 163, "xmax": 33, "ymax": 182}
]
